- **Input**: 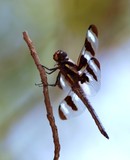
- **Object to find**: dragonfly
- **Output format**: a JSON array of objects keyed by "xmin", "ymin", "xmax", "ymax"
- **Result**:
[{"xmin": 42, "ymin": 25, "xmax": 109, "ymax": 139}]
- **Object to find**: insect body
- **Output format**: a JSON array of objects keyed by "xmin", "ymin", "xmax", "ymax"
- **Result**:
[{"xmin": 42, "ymin": 25, "xmax": 109, "ymax": 139}]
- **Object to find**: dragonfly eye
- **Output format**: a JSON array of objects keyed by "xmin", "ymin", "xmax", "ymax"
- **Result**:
[{"xmin": 53, "ymin": 50, "xmax": 68, "ymax": 62}]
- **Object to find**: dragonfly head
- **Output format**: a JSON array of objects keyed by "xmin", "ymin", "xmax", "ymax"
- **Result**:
[{"xmin": 53, "ymin": 50, "xmax": 68, "ymax": 62}]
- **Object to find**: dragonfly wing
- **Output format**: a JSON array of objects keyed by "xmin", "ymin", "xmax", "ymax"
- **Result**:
[
  {"xmin": 80, "ymin": 57, "xmax": 101, "ymax": 96},
  {"xmin": 59, "ymin": 90, "xmax": 86, "ymax": 120},
  {"xmin": 77, "ymin": 25, "xmax": 101, "ymax": 96},
  {"xmin": 57, "ymin": 74, "xmax": 70, "ymax": 92}
]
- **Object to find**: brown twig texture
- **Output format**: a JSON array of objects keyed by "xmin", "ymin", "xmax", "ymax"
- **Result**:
[{"xmin": 23, "ymin": 31, "xmax": 60, "ymax": 160}]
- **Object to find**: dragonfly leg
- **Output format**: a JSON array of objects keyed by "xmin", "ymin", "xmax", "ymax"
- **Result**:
[
  {"xmin": 42, "ymin": 65, "xmax": 59, "ymax": 74},
  {"xmin": 35, "ymin": 72, "xmax": 61, "ymax": 87}
]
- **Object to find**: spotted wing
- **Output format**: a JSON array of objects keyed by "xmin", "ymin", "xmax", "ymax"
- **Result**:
[
  {"xmin": 57, "ymin": 73, "xmax": 70, "ymax": 91},
  {"xmin": 58, "ymin": 90, "xmax": 86, "ymax": 120},
  {"xmin": 77, "ymin": 25, "xmax": 101, "ymax": 96},
  {"xmin": 57, "ymin": 74, "xmax": 86, "ymax": 120}
]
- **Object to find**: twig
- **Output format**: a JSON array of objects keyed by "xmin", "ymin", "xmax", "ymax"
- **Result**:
[{"xmin": 23, "ymin": 31, "xmax": 60, "ymax": 160}]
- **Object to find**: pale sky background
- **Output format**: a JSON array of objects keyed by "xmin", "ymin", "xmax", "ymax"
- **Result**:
[{"xmin": 0, "ymin": 0, "xmax": 130, "ymax": 160}]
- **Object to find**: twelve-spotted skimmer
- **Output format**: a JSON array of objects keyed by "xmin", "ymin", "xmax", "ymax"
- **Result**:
[{"xmin": 42, "ymin": 25, "xmax": 109, "ymax": 139}]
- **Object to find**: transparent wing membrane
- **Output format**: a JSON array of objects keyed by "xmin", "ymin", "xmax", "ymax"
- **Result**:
[{"xmin": 59, "ymin": 90, "xmax": 86, "ymax": 120}]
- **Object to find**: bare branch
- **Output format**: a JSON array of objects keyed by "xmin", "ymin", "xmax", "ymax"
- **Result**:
[{"xmin": 23, "ymin": 31, "xmax": 60, "ymax": 160}]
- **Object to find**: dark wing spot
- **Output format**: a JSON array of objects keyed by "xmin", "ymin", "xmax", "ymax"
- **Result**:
[
  {"xmin": 59, "ymin": 107, "xmax": 67, "ymax": 120},
  {"xmin": 92, "ymin": 58, "xmax": 100, "ymax": 70},
  {"xmin": 65, "ymin": 96, "xmax": 78, "ymax": 111},
  {"xmin": 87, "ymin": 65, "xmax": 97, "ymax": 81},
  {"xmin": 77, "ymin": 55, "xmax": 87, "ymax": 70},
  {"xmin": 88, "ymin": 24, "xmax": 98, "ymax": 37},
  {"xmin": 85, "ymin": 38, "xmax": 95, "ymax": 56}
]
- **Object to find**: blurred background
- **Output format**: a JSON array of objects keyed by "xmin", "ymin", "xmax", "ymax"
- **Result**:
[{"xmin": 0, "ymin": 0, "xmax": 130, "ymax": 160}]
